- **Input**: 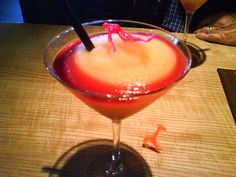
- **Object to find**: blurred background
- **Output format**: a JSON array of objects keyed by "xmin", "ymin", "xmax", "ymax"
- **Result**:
[
  {"xmin": 1, "ymin": 0, "xmax": 235, "ymax": 32},
  {"xmin": 8, "ymin": 0, "xmax": 169, "ymax": 27},
  {"xmin": 0, "ymin": 0, "xmax": 23, "ymax": 23}
]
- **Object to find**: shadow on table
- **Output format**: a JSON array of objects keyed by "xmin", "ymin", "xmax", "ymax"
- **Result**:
[
  {"xmin": 42, "ymin": 139, "xmax": 152, "ymax": 177},
  {"xmin": 186, "ymin": 42, "xmax": 209, "ymax": 68}
]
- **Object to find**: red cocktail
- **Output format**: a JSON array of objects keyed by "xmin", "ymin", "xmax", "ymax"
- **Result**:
[
  {"xmin": 180, "ymin": 0, "xmax": 208, "ymax": 12},
  {"xmin": 44, "ymin": 20, "xmax": 192, "ymax": 176}
]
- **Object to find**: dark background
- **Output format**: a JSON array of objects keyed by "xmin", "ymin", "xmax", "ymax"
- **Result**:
[{"xmin": 1, "ymin": 0, "xmax": 236, "ymax": 32}]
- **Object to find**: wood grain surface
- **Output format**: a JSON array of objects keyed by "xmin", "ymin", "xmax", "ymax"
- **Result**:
[{"xmin": 0, "ymin": 23, "xmax": 236, "ymax": 177}]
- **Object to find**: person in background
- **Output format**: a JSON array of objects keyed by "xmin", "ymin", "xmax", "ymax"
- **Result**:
[
  {"xmin": 126, "ymin": 0, "xmax": 236, "ymax": 46},
  {"xmin": 184, "ymin": 0, "xmax": 236, "ymax": 46},
  {"xmin": 162, "ymin": 0, "xmax": 185, "ymax": 32},
  {"xmin": 20, "ymin": 0, "xmax": 236, "ymax": 45},
  {"xmin": 194, "ymin": 13, "xmax": 236, "ymax": 46},
  {"xmin": 162, "ymin": 0, "xmax": 236, "ymax": 46}
]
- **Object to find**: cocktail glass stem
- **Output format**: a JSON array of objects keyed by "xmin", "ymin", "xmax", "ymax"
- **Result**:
[
  {"xmin": 105, "ymin": 120, "xmax": 125, "ymax": 176},
  {"xmin": 183, "ymin": 11, "xmax": 193, "ymax": 43}
]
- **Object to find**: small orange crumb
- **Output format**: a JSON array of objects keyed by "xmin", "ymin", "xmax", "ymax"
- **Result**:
[{"xmin": 143, "ymin": 124, "xmax": 166, "ymax": 153}]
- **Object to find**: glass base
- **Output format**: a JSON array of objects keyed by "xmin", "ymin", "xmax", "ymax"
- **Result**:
[
  {"xmin": 186, "ymin": 42, "xmax": 206, "ymax": 68},
  {"xmin": 42, "ymin": 139, "xmax": 152, "ymax": 177}
]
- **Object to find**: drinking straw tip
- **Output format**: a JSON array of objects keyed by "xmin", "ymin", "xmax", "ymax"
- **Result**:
[{"xmin": 63, "ymin": 0, "xmax": 95, "ymax": 51}]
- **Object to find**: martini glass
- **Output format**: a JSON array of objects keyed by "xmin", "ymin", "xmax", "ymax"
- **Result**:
[
  {"xmin": 44, "ymin": 19, "xmax": 192, "ymax": 176},
  {"xmin": 180, "ymin": 0, "xmax": 208, "ymax": 42}
]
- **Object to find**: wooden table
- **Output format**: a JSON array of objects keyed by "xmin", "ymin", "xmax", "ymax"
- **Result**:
[{"xmin": 0, "ymin": 23, "xmax": 235, "ymax": 177}]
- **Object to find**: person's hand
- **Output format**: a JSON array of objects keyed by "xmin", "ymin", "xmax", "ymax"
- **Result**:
[
  {"xmin": 195, "ymin": 23, "xmax": 236, "ymax": 46},
  {"xmin": 194, "ymin": 13, "xmax": 236, "ymax": 46}
]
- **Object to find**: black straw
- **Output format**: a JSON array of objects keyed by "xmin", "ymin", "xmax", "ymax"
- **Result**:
[{"xmin": 63, "ymin": 0, "xmax": 95, "ymax": 51}]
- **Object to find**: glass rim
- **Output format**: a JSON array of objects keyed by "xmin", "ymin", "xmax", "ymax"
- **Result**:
[{"xmin": 44, "ymin": 19, "xmax": 192, "ymax": 99}]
